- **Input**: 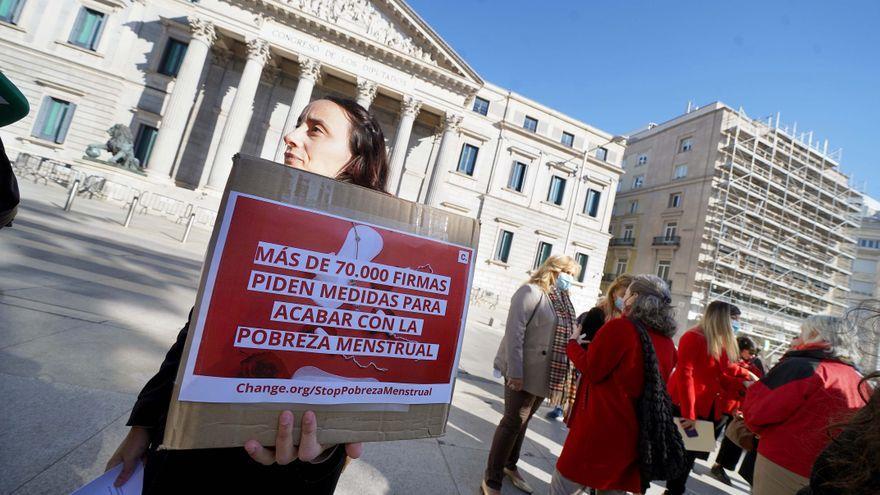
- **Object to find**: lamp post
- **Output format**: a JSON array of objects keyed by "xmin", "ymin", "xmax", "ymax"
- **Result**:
[{"xmin": 561, "ymin": 135, "xmax": 627, "ymax": 255}]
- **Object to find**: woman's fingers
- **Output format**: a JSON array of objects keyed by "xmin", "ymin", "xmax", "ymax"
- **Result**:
[
  {"xmin": 297, "ymin": 411, "xmax": 324, "ymax": 462},
  {"xmin": 245, "ymin": 439, "xmax": 277, "ymax": 465},
  {"xmin": 113, "ymin": 457, "xmax": 137, "ymax": 487},
  {"xmin": 274, "ymin": 410, "xmax": 297, "ymax": 465},
  {"xmin": 345, "ymin": 442, "xmax": 364, "ymax": 459},
  {"xmin": 105, "ymin": 451, "xmax": 122, "ymax": 473}
]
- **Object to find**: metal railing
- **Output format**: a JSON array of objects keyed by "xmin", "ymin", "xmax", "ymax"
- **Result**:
[
  {"xmin": 652, "ymin": 235, "xmax": 681, "ymax": 247},
  {"xmin": 609, "ymin": 237, "xmax": 636, "ymax": 247}
]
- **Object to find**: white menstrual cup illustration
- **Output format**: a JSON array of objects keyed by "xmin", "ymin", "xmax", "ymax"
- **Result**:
[{"xmin": 312, "ymin": 225, "xmax": 383, "ymax": 309}]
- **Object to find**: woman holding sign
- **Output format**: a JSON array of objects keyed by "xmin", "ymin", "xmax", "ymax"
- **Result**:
[
  {"xmin": 483, "ymin": 255, "xmax": 580, "ymax": 495},
  {"xmin": 106, "ymin": 97, "xmax": 387, "ymax": 493}
]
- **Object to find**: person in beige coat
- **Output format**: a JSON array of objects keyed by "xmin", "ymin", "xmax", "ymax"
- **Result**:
[{"xmin": 481, "ymin": 255, "xmax": 580, "ymax": 495}]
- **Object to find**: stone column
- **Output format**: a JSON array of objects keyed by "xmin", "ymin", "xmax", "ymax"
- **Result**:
[
  {"xmin": 424, "ymin": 112, "xmax": 463, "ymax": 206},
  {"xmin": 205, "ymin": 38, "xmax": 272, "ymax": 190},
  {"xmin": 273, "ymin": 57, "xmax": 321, "ymax": 161},
  {"xmin": 386, "ymin": 96, "xmax": 422, "ymax": 195},
  {"xmin": 356, "ymin": 78, "xmax": 378, "ymax": 109},
  {"xmin": 147, "ymin": 17, "xmax": 215, "ymax": 181}
]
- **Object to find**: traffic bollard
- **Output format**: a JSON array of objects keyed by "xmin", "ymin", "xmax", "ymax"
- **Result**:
[
  {"xmin": 181, "ymin": 212, "xmax": 196, "ymax": 243},
  {"xmin": 124, "ymin": 195, "xmax": 139, "ymax": 228},
  {"xmin": 63, "ymin": 179, "xmax": 80, "ymax": 212}
]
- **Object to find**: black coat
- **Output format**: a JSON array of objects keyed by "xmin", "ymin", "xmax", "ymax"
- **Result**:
[{"xmin": 128, "ymin": 313, "xmax": 345, "ymax": 494}]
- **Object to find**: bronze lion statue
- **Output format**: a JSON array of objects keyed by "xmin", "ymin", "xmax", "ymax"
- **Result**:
[{"xmin": 85, "ymin": 124, "xmax": 142, "ymax": 171}]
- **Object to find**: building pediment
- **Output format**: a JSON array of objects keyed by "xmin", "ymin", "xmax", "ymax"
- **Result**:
[{"xmin": 234, "ymin": 0, "xmax": 483, "ymax": 95}]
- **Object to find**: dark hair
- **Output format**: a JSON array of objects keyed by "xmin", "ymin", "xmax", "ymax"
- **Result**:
[
  {"xmin": 322, "ymin": 96, "xmax": 388, "ymax": 191},
  {"xmin": 627, "ymin": 275, "xmax": 677, "ymax": 337},
  {"xmin": 737, "ymin": 335, "xmax": 756, "ymax": 353},
  {"xmin": 730, "ymin": 304, "xmax": 741, "ymax": 317}
]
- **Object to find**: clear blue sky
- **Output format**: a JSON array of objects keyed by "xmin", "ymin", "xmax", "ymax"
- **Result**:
[{"xmin": 408, "ymin": 0, "xmax": 880, "ymax": 198}]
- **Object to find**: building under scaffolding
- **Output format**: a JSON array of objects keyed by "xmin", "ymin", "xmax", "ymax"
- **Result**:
[{"xmin": 607, "ymin": 102, "xmax": 862, "ymax": 362}]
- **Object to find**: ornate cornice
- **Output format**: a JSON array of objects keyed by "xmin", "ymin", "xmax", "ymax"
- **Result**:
[
  {"xmin": 298, "ymin": 56, "xmax": 322, "ymax": 82},
  {"xmin": 246, "ymin": 38, "xmax": 272, "ymax": 64},
  {"xmin": 400, "ymin": 96, "xmax": 422, "ymax": 118},
  {"xmin": 356, "ymin": 78, "xmax": 379, "ymax": 104},
  {"xmin": 188, "ymin": 17, "xmax": 216, "ymax": 45},
  {"xmin": 226, "ymin": 0, "xmax": 481, "ymax": 96},
  {"xmin": 441, "ymin": 113, "xmax": 463, "ymax": 133}
]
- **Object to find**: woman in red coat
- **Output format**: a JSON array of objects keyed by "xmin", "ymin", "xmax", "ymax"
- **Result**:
[
  {"xmin": 743, "ymin": 315, "xmax": 869, "ymax": 495},
  {"xmin": 551, "ymin": 275, "xmax": 678, "ymax": 494},
  {"xmin": 666, "ymin": 301, "xmax": 756, "ymax": 495}
]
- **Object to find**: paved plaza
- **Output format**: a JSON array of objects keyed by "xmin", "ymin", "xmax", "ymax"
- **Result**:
[{"xmin": 0, "ymin": 179, "xmax": 749, "ymax": 495}]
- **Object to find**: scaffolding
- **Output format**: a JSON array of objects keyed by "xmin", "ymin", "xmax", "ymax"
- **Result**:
[{"xmin": 693, "ymin": 108, "xmax": 863, "ymax": 362}]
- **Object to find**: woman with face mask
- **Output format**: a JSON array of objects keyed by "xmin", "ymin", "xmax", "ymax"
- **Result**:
[
  {"xmin": 550, "ymin": 275, "xmax": 679, "ymax": 495},
  {"xmin": 546, "ymin": 274, "xmax": 634, "ymax": 422},
  {"xmin": 106, "ymin": 97, "xmax": 388, "ymax": 494},
  {"xmin": 483, "ymin": 255, "xmax": 580, "ymax": 495},
  {"xmin": 665, "ymin": 301, "xmax": 758, "ymax": 495}
]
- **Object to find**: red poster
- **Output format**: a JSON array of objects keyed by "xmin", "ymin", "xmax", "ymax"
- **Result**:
[{"xmin": 179, "ymin": 193, "xmax": 475, "ymax": 404}]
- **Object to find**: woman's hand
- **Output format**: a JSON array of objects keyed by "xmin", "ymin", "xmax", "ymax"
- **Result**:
[
  {"xmin": 106, "ymin": 426, "xmax": 150, "ymax": 487},
  {"xmin": 507, "ymin": 378, "xmax": 524, "ymax": 391},
  {"xmin": 568, "ymin": 324, "xmax": 581, "ymax": 341},
  {"xmin": 244, "ymin": 410, "xmax": 363, "ymax": 465}
]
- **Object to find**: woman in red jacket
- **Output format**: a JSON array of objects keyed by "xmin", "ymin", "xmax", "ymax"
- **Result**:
[
  {"xmin": 665, "ymin": 301, "xmax": 755, "ymax": 495},
  {"xmin": 743, "ymin": 315, "xmax": 869, "ymax": 495},
  {"xmin": 551, "ymin": 275, "xmax": 678, "ymax": 495}
]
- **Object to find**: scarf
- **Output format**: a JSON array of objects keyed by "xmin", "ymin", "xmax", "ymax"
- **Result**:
[
  {"xmin": 546, "ymin": 286, "xmax": 576, "ymax": 406},
  {"xmin": 630, "ymin": 317, "xmax": 688, "ymax": 483}
]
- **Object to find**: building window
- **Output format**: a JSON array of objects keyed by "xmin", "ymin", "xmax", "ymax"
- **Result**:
[
  {"xmin": 547, "ymin": 176, "xmax": 566, "ymax": 205},
  {"xmin": 595, "ymin": 147, "xmax": 608, "ymax": 161},
  {"xmin": 615, "ymin": 258, "xmax": 628, "ymax": 275},
  {"xmin": 534, "ymin": 241, "xmax": 553, "ymax": 269},
  {"xmin": 523, "ymin": 116, "xmax": 538, "ymax": 132},
  {"xmin": 853, "ymin": 258, "xmax": 877, "ymax": 274},
  {"xmin": 31, "ymin": 97, "xmax": 76, "ymax": 144},
  {"xmin": 472, "ymin": 96, "xmax": 489, "ymax": 116},
  {"xmin": 628, "ymin": 200, "xmax": 638, "ymax": 214},
  {"xmin": 852, "ymin": 280, "xmax": 875, "ymax": 296},
  {"xmin": 674, "ymin": 164, "xmax": 688, "ymax": 179},
  {"xmin": 494, "ymin": 230, "xmax": 513, "ymax": 263},
  {"xmin": 679, "ymin": 137, "xmax": 693, "ymax": 152},
  {"xmin": 158, "ymin": 38, "xmax": 188, "ymax": 76},
  {"xmin": 0, "ymin": 0, "xmax": 26, "ymax": 24},
  {"xmin": 656, "ymin": 260, "xmax": 671, "ymax": 281},
  {"xmin": 632, "ymin": 175, "xmax": 645, "ymax": 189},
  {"xmin": 636, "ymin": 154, "xmax": 648, "ymax": 166},
  {"xmin": 584, "ymin": 188, "xmax": 601, "ymax": 217},
  {"xmin": 457, "ymin": 143, "xmax": 479, "ymax": 175},
  {"xmin": 561, "ymin": 131, "xmax": 575, "ymax": 147},
  {"xmin": 859, "ymin": 238, "xmax": 880, "ymax": 249},
  {"xmin": 575, "ymin": 253, "xmax": 589, "ymax": 283},
  {"xmin": 664, "ymin": 221, "xmax": 678, "ymax": 239},
  {"xmin": 668, "ymin": 192, "xmax": 682, "ymax": 208},
  {"xmin": 68, "ymin": 7, "xmax": 106, "ymax": 51},
  {"xmin": 133, "ymin": 124, "xmax": 158, "ymax": 167},
  {"xmin": 507, "ymin": 161, "xmax": 527, "ymax": 192},
  {"xmin": 622, "ymin": 224, "xmax": 634, "ymax": 239}
]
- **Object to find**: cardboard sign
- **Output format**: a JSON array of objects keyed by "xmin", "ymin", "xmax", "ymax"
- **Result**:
[{"xmin": 162, "ymin": 155, "xmax": 479, "ymax": 450}]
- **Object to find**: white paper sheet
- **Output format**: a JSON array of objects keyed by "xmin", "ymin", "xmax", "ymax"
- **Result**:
[{"xmin": 70, "ymin": 462, "xmax": 143, "ymax": 495}]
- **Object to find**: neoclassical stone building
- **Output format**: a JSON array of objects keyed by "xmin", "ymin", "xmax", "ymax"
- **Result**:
[{"xmin": 0, "ymin": 0, "xmax": 625, "ymax": 319}]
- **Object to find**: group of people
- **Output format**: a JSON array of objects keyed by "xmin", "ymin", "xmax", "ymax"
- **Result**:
[
  {"xmin": 100, "ymin": 96, "xmax": 877, "ymax": 495},
  {"xmin": 483, "ymin": 258, "xmax": 878, "ymax": 495}
]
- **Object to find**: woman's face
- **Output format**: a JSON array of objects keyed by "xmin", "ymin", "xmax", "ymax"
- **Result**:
[{"xmin": 282, "ymin": 100, "xmax": 353, "ymax": 178}]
